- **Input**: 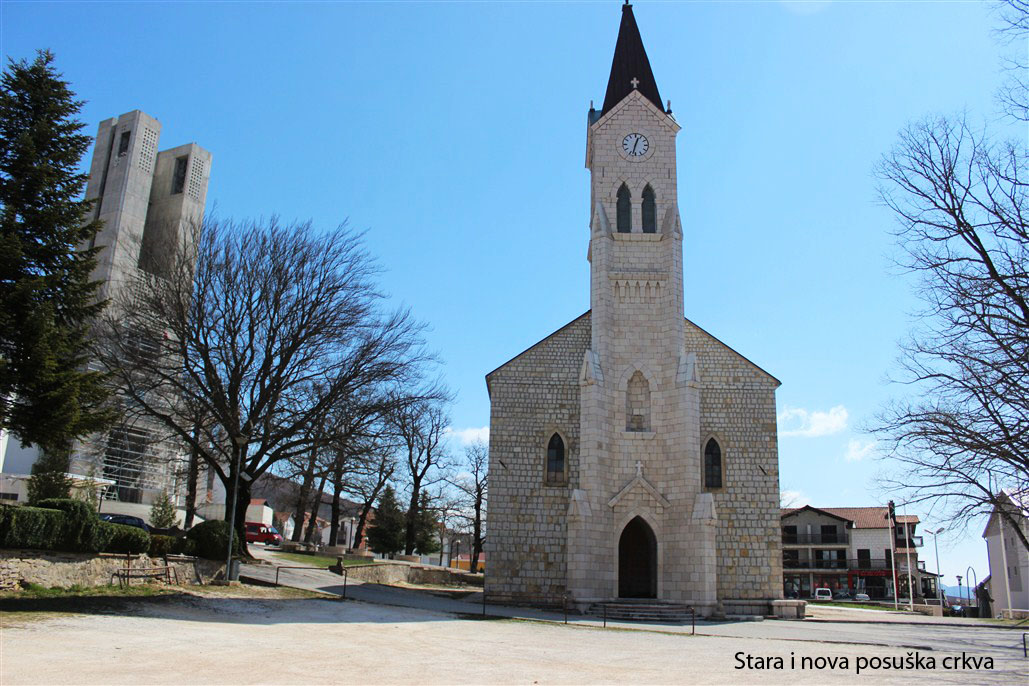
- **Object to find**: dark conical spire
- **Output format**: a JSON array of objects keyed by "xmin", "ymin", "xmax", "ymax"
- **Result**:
[{"xmin": 601, "ymin": 3, "xmax": 664, "ymax": 116}]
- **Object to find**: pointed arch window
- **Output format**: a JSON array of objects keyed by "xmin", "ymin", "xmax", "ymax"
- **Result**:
[
  {"xmin": 546, "ymin": 433, "xmax": 566, "ymax": 485},
  {"xmin": 616, "ymin": 184, "xmax": 631, "ymax": 233},
  {"xmin": 642, "ymin": 185, "xmax": 656, "ymax": 233},
  {"xmin": 704, "ymin": 438, "xmax": 723, "ymax": 489},
  {"xmin": 625, "ymin": 371, "xmax": 651, "ymax": 431}
]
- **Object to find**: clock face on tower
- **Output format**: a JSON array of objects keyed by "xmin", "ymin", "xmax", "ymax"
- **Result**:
[{"xmin": 622, "ymin": 132, "xmax": 649, "ymax": 157}]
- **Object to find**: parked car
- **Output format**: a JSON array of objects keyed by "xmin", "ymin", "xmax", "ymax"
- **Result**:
[
  {"xmin": 833, "ymin": 589, "xmax": 852, "ymax": 600},
  {"xmin": 813, "ymin": 588, "xmax": 833, "ymax": 601},
  {"xmin": 245, "ymin": 522, "xmax": 283, "ymax": 546},
  {"xmin": 854, "ymin": 593, "xmax": 871, "ymax": 602},
  {"xmin": 99, "ymin": 513, "xmax": 150, "ymax": 532}
]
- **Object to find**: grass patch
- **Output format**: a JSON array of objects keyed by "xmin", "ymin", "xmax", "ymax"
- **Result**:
[{"xmin": 270, "ymin": 551, "xmax": 378, "ymax": 568}]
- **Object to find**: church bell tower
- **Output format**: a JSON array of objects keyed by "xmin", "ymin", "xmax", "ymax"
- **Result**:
[{"xmin": 570, "ymin": 2, "xmax": 715, "ymax": 608}]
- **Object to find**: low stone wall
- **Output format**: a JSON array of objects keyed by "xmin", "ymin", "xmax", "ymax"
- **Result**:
[
  {"xmin": 909, "ymin": 603, "xmax": 944, "ymax": 617},
  {"xmin": 0, "ymin": 549, "xmax": 222, "ymax": 590},
  {"xmin": 341, "ymin": 561, "xmax": 481, "ymax": 587}
]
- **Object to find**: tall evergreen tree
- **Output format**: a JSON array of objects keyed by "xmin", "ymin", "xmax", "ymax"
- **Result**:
[
  {"xmin": 413, "ymin": 490, "xmax": 440, "ymax": 555},
  {"xmin": 0, "ymin": 50, "xmax": 112, "ymax": 497},
  {"xmin": 366, "ymin": 484, "xmax": 405, "ymax": 555}
]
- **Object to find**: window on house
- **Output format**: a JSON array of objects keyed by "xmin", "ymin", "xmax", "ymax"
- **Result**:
[
  {"xmin": 703, "ymin": 438, "xmax": 722, "ymax": 489},
  {"xmin": 857, "ymin": 548, "xmax": 870, "ymax": 569},
  {"xmin": 172, "ymin": 156, "xmax": 188, "ymax": 194},
  {"xmin": 884, "ymin": 549, "xmax": 892, "ymax": 567},
  {"xmin": 545, "ymin": 433, "xmax": 565, "ymax": 485},
  {"xmin": 616, "ymin": 183, "xmax": 631, "ymax": 233},
  {"xmin": 820, "ymin": 524, "xmax": 838, "ymax": 543},
  {"xmin": 782, "ymin": 525, "xmax": 798, "ymax": 544},
  {"xmin": 641, "ymin": 184, "xmax": 656, "ymax": 233},
  {"xmin": 118, "ymin": 130, "xmax": 131, "ymax": 156}
]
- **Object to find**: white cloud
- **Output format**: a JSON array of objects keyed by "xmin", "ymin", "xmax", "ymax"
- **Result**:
[
  {"xmin": 778, "ymin": 405, "xmax": 849, "ymax": 438},
  {"xmin": 844, "ymin": 438, "xmax": 877, "ymax": 462},
  {"xmin": 780, "ymin": 489, "xmax": 810, "ymax": 508},
  {"xmin": 447, "ymin": 426, "xmax": 489, "ymax": 446}
]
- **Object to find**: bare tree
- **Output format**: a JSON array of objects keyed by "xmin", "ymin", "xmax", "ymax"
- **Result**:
[
  {"xmin": 345, "ymin": 450, "xmax": 395, "ymax": 549},
  {"xmin": 873, "ymin": 112, "xmax": 1028, "ymax": 552},
  {"xmin": 390, "ymin": 392, "xmax": 451, "ymax": 555},
  {"xmin": 996, "ymin": 0, "xmax": 1029, "ymax": 122},
  {"xmin": 94, "ymin": 217, "xmax": 429, "ymax": 549},
  {"xmin": 448, "ymin": 440, "xmax": 488, "ymax": 573}
]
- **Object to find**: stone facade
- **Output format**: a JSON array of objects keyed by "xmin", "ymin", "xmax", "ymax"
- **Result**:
[{"xmin": 484, "ymin": 5, "xmax": 783, "ymax": 616}]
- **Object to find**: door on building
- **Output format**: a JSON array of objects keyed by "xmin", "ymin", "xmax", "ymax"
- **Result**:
[{"xmin": 618, "ymin": 517, "xmax": 657, "ymax": 598}]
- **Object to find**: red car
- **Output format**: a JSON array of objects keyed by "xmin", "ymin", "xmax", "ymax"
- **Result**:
[{"xmin": 245, "ymin": 522, "xmax": 283, "ymax": 546}]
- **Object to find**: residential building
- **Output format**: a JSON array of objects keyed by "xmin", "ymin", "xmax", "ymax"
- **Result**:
[
  {"xmin": 781, "ymin": 506, "xmax": 938, "ymax": 601},
  {"xmin": 486, "ymin": 4, "xmax": 784, "ymax": 617},
  {"xmin": 983, "ymin": 491, "xmax": 1029, "ymax": 617}
]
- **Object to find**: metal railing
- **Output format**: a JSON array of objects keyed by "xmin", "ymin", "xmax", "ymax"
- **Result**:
[{"xmin": 781, "ymin": 533, "xmax": 850, "ymax": 545}]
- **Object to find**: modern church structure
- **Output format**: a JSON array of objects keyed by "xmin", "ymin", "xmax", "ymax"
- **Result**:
[
  {"xmin": 0, "ymin": 111, "xmax": 211, "ymax": 522},
  {"xmin": 485, "ymin": 5, "xmax": 793, "ymax": 618}
]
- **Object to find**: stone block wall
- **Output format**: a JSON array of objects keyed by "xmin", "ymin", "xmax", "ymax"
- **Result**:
[
  {"xmin": 0, "ymin": 549, "xmax": 221, "ymax": 590},
  {"xmin": 485, "ymin": 313, "xmax": 591, "ymax": 602},
  {"xmin": 685, "ymin": 319, "xmax": 783, "ymax": 602}
]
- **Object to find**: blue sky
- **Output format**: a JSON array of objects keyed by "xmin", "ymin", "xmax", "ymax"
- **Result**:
[{"xmin": 3, "ymin": 0, "xmax": 1019, "ymax": 587}]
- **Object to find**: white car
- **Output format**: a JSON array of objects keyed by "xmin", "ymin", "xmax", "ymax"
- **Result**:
[
  {"xmin": 813, "ymin": 588, "xmax": 833, "ymax": 601},
  {"xmin": 854, "ymin": 593, "xmax": 871, "ymax": 601}
]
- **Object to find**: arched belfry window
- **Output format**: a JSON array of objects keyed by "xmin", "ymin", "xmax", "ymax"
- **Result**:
[
  {"xmin": 625, "ymin": 371, "xmax": 651, "ymax": 432},
  {"xmin": 546, "ymin": 433, "xmax": 565, "ymax": 485},
  {"xmin": 616, "ymin": 184, "xmax": 631, "ymax": 233},
  {"xmin": 704, "ymin": 438, "xmax": 723, "ymax": 489},
  {"xmin": 642, "ymin": 185, "xmax": 656, "ymax": 233}
]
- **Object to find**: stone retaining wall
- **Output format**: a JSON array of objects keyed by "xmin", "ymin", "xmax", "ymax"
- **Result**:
[
  {"xmin": 0, "ymin": 549, "xmax": 222, "ymax": 590},
  {"xmin": 341, "ymin": 562, "xmax": 481, "ymax": 587}
]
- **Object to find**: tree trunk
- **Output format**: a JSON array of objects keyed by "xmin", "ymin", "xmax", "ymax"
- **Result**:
[
  {"xmin": 470, "ymin": 495, "xmax": 483, "ymax": 573},
  {"xmin": 184, "ymin": 435, "xmax": 199, "ymax": 530},
  {"xmin": 353, "ymin": 502, "xmax": 372, "ymax": 549},
  {"xmin": 291, "ymin": 449, "xmax": 317, "ymax": 542},
  {"xmin": 304, "ymin": 475, "xmax": 326, "ymax": 544},
  {"xmin": 404, "ymin": 478, "xmax": 421, "ymax": 555},
  {"xmin": 329, "ymin": 462, "xmax": 343, "ymax": 546},
  {"xmin": 221, "ymin": 464, "xmax": 253, "ymax": 560}
]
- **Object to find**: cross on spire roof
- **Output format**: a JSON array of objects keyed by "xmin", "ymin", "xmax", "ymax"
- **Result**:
[{"xmin": 601, "ymin": 3, "xmax": 665, "ymax": 116}]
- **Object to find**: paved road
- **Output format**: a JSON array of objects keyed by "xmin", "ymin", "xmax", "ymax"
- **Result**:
[{"xmin": 240, "ymin": 561, "xmax": 1028, "ymax": 665}]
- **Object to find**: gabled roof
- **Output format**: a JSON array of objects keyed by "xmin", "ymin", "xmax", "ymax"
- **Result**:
[
  {"xmin": 781, "ymin": 506, "xmax": 919, "ymax": 529},
  {"xmin": 601, "ymin": 3, "xmax": 664, "ymax": 116}
]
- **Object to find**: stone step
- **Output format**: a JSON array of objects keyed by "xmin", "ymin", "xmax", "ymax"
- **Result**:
[{"xmin": 586, "ymin": 602, "xmax": 695, "ymax": 623}]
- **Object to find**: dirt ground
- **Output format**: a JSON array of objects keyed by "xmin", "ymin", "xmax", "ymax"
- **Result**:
[{"xmin": 1, "ymin": 592, "xmax": 1024, "ymax": 685}]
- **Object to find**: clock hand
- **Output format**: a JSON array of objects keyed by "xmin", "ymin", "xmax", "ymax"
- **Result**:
[{"xmin": 632, "ymin": 137, "xmax": 639, "ymax": 154}]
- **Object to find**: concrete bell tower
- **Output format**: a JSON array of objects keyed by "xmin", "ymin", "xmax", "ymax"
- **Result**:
[{"xmin": 569, "ymin": 2, "xmax": 716, "ymax": 611}]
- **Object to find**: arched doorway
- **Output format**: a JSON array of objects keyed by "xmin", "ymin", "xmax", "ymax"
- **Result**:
[{"xmin": 618, "ymin": 516, "xmax": 657, "ymax": 598}]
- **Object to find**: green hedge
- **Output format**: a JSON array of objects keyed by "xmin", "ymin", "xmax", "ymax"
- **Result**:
[
  {"xmin": 148, "ymin": 534, "xmax": 177, "ymax": 557},
  {"xmin": 36, "ymin": 498, "xmax": 112, "ymax": 553},
  {"xmin": 0, "ymin": 505, "xmax": 65, "ymax": 550},
  {"xmin": 185, "ymin": 519, "xmax": 242, "ymax": 560},
  {"xmin": 104, "ymin": 522, "xmax": 151, "ymax": 554}
]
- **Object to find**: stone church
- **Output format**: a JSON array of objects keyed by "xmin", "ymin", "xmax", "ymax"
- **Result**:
[{"xmin": 485, "ymin": 4, "xmax": 788, "ymax": 617}]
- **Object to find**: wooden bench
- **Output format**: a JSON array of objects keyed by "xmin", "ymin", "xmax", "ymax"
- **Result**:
[{"xmin": 111, "ymin": 566, "xmax": 178, "ymax": 587}]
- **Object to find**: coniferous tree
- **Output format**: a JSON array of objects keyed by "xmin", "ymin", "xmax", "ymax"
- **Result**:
[
  {"xmin": 413, "ymin": 490, "xmax": 440, "ymax": 555},
  {"xmin": 0, "ymin": 51, "xmax": 112, "ymax": 496},
  {"xmin": 149, "ymin": 489, "xmax": 178, "ymax": 529},
  {"xmin": 366, "ymin": 484, "xmax": 405, "ymax": 555}
]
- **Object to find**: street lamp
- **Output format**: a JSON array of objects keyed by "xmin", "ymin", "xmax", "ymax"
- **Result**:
[
  {"xmin": 926, "ymin": 527, "xmax": 945, "ymax": 604},
  {"xmin": 224, "ymin": 432, "xmax": 249, "ymax": 582}
]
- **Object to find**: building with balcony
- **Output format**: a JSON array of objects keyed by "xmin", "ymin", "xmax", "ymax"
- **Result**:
[{"xmin": 781, "ymin": 506, "xmax": 938, "ymax": 601}]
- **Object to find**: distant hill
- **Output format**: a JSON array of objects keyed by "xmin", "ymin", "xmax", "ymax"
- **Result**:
[{"xmin": 940, "ymin": 584, "xmax": 974, "ymax": 600}]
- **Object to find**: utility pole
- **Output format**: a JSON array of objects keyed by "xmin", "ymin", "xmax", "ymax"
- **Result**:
[{"xmin": 927, "ymin": 527, "xmax": 945, "ymax": 604}]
